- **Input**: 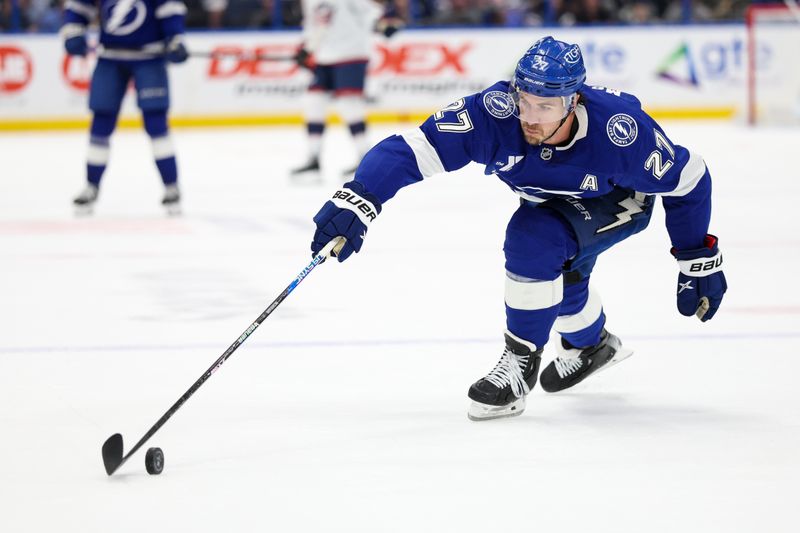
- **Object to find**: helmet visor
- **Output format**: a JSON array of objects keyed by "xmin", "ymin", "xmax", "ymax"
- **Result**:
[{"xmin": 510, "ymin": 89, "xmax": 576, "ymax": 124}]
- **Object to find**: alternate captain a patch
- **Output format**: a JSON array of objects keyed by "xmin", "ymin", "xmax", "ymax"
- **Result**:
[
  {"xmin": 483, "ymin": 91, "xmax": 515, "ymax": 119},
  {"xmin": 580, "ymin": 174, "xmax": 599, "ymax": 191}
]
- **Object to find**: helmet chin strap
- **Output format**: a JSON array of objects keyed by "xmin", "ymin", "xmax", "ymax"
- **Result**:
[
  {"xmin": 538, "ymin": 95, "xmax": 577, "ymax": 144},
  {"xmin": 539, "ymin": 114, "xmax": 570, "ymax": 144}
]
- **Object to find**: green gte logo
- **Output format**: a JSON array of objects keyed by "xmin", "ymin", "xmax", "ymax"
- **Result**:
[{"xmin": 657, "ymin": 42, "xmax": 699, "ymax": 87}]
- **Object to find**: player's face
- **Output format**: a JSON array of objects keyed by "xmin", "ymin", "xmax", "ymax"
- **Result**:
[
  {"xmin": 515, "ymin": 92, "xmax": 570, "ymax": 125},
  {"xmin": 514, "ymin": 92, "xmax": 574, "ymax": 145}
]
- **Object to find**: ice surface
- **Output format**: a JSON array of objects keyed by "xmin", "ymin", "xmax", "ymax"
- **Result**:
[{"xmin": 1, "ymin": 123, "xmax": 799, "ymax": 532}]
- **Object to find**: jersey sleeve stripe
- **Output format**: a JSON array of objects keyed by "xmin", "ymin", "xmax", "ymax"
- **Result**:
[
  {"xmin": 60, "ymin": 22, "xmax": 88, "ymax": 39},
  {"xmin": 156, "ymin": 2, "xmax": 188, "ymax": 19},
  {"xmin": 400, "ymin": 128, "xmax": 446, "ymax": 178},
  {"xmin": 64, "ymin": 0, "xmax": 97, "ymax": 19},
  {"xmin": 659, "ymin": 150, "xmax": 707, "ymax": 197},
  {"xmin": 519, "ymin": 194, "xmax": 549, "ymax": 204}
]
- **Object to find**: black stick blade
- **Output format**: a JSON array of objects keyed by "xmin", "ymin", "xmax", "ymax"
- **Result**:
[{"xmin": 102, "ymin": 433, "xmax": 124, "ymax": 475}]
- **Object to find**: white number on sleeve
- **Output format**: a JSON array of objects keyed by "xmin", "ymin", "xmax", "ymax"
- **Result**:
[
  {"xmin": 644, "ymin": 129, "xmax": 675, "ymax": 180},
  {"xmin": 434, "ymin": 99, "xmax": 474, "ymax": 133}
]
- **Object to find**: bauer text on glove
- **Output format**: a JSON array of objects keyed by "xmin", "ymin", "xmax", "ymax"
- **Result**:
[
  {"xmin": 311, "ymin": 181, "xmax": 382, "ymax": 262},
  {"xmin": 672, "ymin": 234, "xmax": 727, "ymax": 322}
]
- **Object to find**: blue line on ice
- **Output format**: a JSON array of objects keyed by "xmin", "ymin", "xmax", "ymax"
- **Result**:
[{"xmin": 2, "ymin": 331, "xmax": 799, "ymax": 355}]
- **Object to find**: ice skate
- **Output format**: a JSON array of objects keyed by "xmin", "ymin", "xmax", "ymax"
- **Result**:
[
  {"xmin": 289, "ymin": 157, "xmax": 322, "ymax": 184},
  {"xmin": 73, "ymin": 183, "xmax": 99, "ymax": 215},
  {"xmin": 468, "ymin": 331, "xmax": 542, "ymax": 421},
  {"xmin": 539, "ymin": 329, "xmax": 633, "ymax": 393},
  {"xmin": 161, "ymin": 184, "xmax": 181, "ymax": 216}
]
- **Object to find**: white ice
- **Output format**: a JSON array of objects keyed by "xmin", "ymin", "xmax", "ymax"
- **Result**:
[{"xmin": 1, "ymin": 122, "xmax": 799, "ymax": 533}]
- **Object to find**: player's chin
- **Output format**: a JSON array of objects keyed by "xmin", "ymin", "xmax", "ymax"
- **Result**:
[
  {"xmin": 523, "ymin": 132, "xmax": 543, "ymax": 145},
  {"xmin": 521, "ymin": 125, "xmax": 543, "ymax": 144}
]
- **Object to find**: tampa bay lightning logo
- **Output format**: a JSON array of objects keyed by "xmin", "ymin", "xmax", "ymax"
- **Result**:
[
  {"xmin": 482, "ymin": 91, "xmax": 515, "ymax": 119},
  {"xmin": 103, "ymin": 0, "xmax": 147, "ymax": 37},
  {"xmin": 606, "ymin": 114, "xmax": 638, "ymax": 147}
]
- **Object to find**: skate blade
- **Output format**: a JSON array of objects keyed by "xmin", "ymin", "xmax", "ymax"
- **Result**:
[
  {"xmin": 73, "ymin": 204, "xmax": 95, "ymax": 217},
  {"xmin": 467, "ymin": 397, "xmax": 526, "ymax": 421},
  {"xmin": 596, "ymin": 346, "xmax": 634, "ymax": 375},
  {"xmin": 164, "ymin": 203, "xmax": 182, "ymax": 216}
]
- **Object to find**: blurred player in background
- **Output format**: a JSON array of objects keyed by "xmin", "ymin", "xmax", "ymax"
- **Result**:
[
  {"xmin": 290, "ymin": 0, "xmax": 401, "ymax": 183},
  {"xmin": 61, "ymin": 0, "xmax": 189, "ymax": 215},
  {"xmin": 307, "ymin": 36, "xmax": 727, "ymax": 421}
]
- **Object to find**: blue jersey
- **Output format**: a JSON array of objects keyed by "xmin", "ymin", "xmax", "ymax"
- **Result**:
[
  {"xmin": 62, "ymin": 0, "xmax": 186, "ymax": 60},
  {"xmin": 355, "ymin": 82, "xmax": 712, "ymax": 250}
]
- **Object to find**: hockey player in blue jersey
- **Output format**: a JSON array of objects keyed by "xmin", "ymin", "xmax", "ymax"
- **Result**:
[
  {"xmin": 309, "ymin": 36, "xmax": 727, "ymax": 421},
  {"xmin": 61, "ymin": 0, "xmax": 189, "ymax": 215}
]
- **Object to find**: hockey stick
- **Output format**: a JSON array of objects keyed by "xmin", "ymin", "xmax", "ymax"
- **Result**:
[
  {"xmin": 101, "ymin": 237, "xmax": 345, "ymax": 476},
  {"xmin": 190, "ymin": 50, "xmax": 296, "ymax": 62}
]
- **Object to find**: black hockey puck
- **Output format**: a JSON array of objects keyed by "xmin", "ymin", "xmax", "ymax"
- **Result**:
[{"xmin": 145, "ymin": 447, "xmax": 164, "ymax": 475}]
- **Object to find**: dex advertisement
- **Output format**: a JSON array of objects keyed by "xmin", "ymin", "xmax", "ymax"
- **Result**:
[{"xmin": 0, "ymin": 26, "xmax": 754, "ymax": 127}]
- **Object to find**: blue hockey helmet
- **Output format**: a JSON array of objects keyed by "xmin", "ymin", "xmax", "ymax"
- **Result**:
[{"xmin": 512, "ymin": 36, "xmax": 586, "ymax": 98}]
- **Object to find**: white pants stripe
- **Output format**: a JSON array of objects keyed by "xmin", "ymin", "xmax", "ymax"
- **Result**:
[
  {"xmin": 504, "ymin": 272, "xmax": 564, "ymax": 310},
  {"xmin": 553, "ymin": 285, "xmax": 603, "ymax": 333}
]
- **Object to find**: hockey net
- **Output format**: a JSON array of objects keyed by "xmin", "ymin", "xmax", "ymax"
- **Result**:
[{"xmin": 746, "ymin": 2, "xmax": 800, "ymax": 125}]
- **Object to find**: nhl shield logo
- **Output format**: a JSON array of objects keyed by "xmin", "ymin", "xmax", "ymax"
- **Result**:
[
  {"xmin": 606, "ymin": 114, "xmax": 638, "ymax": 147},
  {"xmin": 540, "ymin": 147, "xmax": 553, "ymax": 160},
  {"xmin": 483, "ymin": 91, "xmax": 515, "ymax": 119}
]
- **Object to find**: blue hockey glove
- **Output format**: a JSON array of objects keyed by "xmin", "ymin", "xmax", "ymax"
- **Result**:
[
  {"xmin": 165, "ymin": 36, "xmax": 189, "ymax": 64},
  {"xmin": 65, "ymin": 35, "xmax": 88, "ymax": 57},
  {"xmin": 671, "ymin": 235, "xmax": 727, "ymax": 322},
  {"xmin": 311, "ymin": 181, "xmax": 382, "ymax": 262}
]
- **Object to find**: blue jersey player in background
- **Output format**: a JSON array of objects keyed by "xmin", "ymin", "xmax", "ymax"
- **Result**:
[
  {"xmin": 61, "ymin": 0, "xmax": 189, "ymax": 215},
  {"xmin": 309, "ymin": 36, "xmax": 728, "ymax": 421}
]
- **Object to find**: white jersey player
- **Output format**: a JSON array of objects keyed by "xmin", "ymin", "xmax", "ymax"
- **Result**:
[
  {"xmin": 302, "ymin": 0, "xmax": 384, "ymax": 65},
  {"xmin": 289, "ymin": 0, "xmax": 399, "ymax": 182}
]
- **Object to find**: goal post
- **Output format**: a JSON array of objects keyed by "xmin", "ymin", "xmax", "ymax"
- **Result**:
[{"xmin": 746, "ymin": 2, "xmax": 800, "ymax": 125}]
